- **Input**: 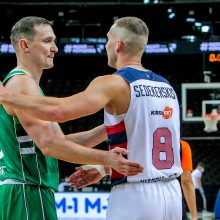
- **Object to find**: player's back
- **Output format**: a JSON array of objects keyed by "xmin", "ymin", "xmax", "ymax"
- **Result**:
[{"xmin": 104, "ymin": 67, "xmax": 182, "ymax": 186}]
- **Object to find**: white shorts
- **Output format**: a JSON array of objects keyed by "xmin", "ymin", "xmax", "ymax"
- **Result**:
[{"xmin": 106, "ymin": 179, "xmax": 182, "ymax": 220}]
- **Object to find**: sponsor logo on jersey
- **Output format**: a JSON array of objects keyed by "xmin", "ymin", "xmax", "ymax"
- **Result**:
[
  {"xmin": 162, "ymin": 107, "xmax": 173, "ymax": 119},
  {"xmin": 151, "ymin": 106, "xmax": 173, "ymax": 119},
  {"xmin": 0, "ymin": 150, "xmax": 4, "ymax": 160}
]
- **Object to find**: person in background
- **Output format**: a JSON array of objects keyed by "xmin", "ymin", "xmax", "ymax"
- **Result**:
[
  {"xmin": 192, "ymin": 162, "xmax": 206, "ymax": 212},
  {"xmin": 58, "ymin": 176, "xmax": 71, "ymax": 192}
]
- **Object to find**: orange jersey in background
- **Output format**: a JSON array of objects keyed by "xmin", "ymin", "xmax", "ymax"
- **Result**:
[{"xmin": 180, "ymin": 140, "xmax": 193, "ymax": 172}]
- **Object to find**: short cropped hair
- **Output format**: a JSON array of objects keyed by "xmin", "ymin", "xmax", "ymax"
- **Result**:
[
  {"xmin": 114, "ymin": 16, "xmax": 149, "ymax": 38},
  {"xmin": 113, "ymin": 16, "xmax": 149, "ymax": 56},
  {"xmin": 10, "ymin": 16, "xmax": 53, "ymax": 51}
]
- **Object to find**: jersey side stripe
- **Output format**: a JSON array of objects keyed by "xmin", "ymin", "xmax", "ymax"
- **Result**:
[{"xmin": 105, "ymin": 120, "xmax": 125, "ymax": 134}]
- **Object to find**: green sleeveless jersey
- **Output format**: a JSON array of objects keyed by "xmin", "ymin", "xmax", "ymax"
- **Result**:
[{"xmin": 0, "ymin": 69, "xmax": 59, "ymax": 191}]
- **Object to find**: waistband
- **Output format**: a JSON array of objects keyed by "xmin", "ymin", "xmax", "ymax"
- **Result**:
[{"xmin": 139, "ymin": 177, "xmax": 177, "ymax": 183}]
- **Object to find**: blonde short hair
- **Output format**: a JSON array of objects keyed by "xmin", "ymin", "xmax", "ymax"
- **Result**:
[{"xmin": 113, "ymin": 16, "xmax": 149, "ymax": 55}]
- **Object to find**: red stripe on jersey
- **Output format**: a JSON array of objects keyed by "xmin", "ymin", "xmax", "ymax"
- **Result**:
[
  {"xmin": 105, "ymin": 120, "xmax": 125, "ymax": 135},
  {"xmin": 111, "ymin": 169, "xmax": 125, "ymax": 179},
  {"xmin": 106, "ymin": 121, "xmax": 127, "ymax": 180},
  {"xmin": 109, "ymin": 142, "xmax": 128, "ymax": 150}
]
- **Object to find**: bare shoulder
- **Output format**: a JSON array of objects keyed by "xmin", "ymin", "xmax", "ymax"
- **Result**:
[
  {"xmin": 3, "ymin": 74, "xmax": 41, "ymax": 115},
  {"xmin": 86, "ymin": 74, "xmax": 129, "ymax": 110},
  {"xmin": 93, "ymin": 74, "xmax": 125, "ymax": 83},
  {"xmin": 89, "ymin": 74, "xmax": 128, "ymax": 91},
  {"xmin": 5, "ymin": 74, "xmax": 40, "ymax": 95}
]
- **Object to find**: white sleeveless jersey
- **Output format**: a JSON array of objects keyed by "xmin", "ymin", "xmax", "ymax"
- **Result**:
[{"xmin": 104, "ymin": 67, "xmax": 182, "ymax": 186}]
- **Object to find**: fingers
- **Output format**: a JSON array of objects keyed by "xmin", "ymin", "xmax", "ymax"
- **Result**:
[
  {"xmin": 112, "ymin": 147, "xmax": 129, "ymax": 156},
  {"xmin": 66, "ymin": 167, "xmax": 103, "ymax": 189},
  {"xmin": 118, "ymin": 164, "xmax": 144, "ymax": 176},
  {"xmin": 119, "ymin": 156, "xmax": 143, "ymax": 168},
  {"xmin": 124, "ymin": 164, "xmax": 144, "ymax": 173},
  {"xmin": 118, "ymin": 168, "xmax": 142, "ymax": 176},
  {"xmin": 69, "ymin": 178, "xmax": 89, "ymax": 189},
  {"xmin": 111, "ymin": 147, "xmax": 143, "ymax": 167},
  {"xmin": 67, "ymin": 170, "xmax": 90, "ymax": 189},
  {"xmin": 110, "ymin": 149, "xmax": 144, "ymax": 176},
  {"xmin": 66, "ymin": 168, "xmax": 84, "ymax": 183}
]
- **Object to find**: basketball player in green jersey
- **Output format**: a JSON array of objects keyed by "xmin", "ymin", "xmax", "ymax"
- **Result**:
[{"xmin": 0, "ymin": 17, "xmax": 143, "ymax": 220}]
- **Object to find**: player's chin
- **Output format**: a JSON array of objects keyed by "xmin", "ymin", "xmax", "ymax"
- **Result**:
[{"xmin": 45, "ymin": 62, "xmax": 54, "ymax": 69}]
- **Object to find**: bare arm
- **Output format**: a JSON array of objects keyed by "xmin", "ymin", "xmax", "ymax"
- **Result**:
[
  {"xmin": 181, "ymin": 171, "xmax": 198, "ymax": 220},
  {"xmin": 16, "ymin": 106, "xmax": 142, "ymax": 171},
  {"xmin": 3, "ymin": 75, "xmax": 144, "ymax": 173},
  {"xmin": 0, "ymin": 75, "xmax": 124, "ymax": 122},
  {"xmin": 66, "ymin": 124, "xmax": 107, "ymax": 148}
]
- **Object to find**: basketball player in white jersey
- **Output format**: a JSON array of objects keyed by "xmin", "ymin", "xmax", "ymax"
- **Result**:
[{"xmin": 0, "ymin": 16, "xmax": 183, "ymax": 219}]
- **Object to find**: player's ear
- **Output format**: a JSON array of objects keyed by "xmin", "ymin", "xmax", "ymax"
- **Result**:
[
  {"xmin": 116, "ymin": 39, "xmax": 124, "ymax": 52},
  {"xmin": 19, "ymin": 38, "xmax": 30, "ymax": 53}
]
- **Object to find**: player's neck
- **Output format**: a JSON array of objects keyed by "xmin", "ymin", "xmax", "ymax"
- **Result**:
[
  {"xmin": 120, "ymin": 61, "xmax": 144, "ymax": 70},
  {"xmin": 16, "ymin": 64, "xmax": 41, "ymax": 85},
  {"xmin": 119, "ymin": 60, "xmax": 144, "ymax": 69}
]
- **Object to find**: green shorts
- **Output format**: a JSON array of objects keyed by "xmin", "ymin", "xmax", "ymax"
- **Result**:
[{"xmin": 0, "ymin": 184, "xmax": 58, "ymax": 220}]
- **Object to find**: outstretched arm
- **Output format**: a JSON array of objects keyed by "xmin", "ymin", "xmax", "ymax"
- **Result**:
[
  {"xmin": 0, "ymin": 75, "xmax": 124, "ymax": 122},
  {"xmin": 66, "ymin": 124, "xmax": 107, "ymax": 148},
  {"xmin": 15, "ymin": 104, "xmax": 143, "ymax": 173},
  {"xmin": 2, "ymin": 75, "xmax": 144, "ymax": 174}
]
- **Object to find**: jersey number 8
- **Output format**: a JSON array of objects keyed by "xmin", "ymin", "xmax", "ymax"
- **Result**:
[{"xmin": 152, "ymin": 128, "xmax": 174, "ymax": 170}]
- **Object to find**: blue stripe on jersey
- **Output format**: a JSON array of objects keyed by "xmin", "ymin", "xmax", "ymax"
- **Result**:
[
  {"xmin": 108, "ymin": 131, "xmax": 127, "ymax": 146},
  {"xmin": 111, "ymin": 177, "xmax": 127, "ymax": 186},
  {"xmin": 115, "ymin": 67, "xmax": 170, "ymax": 85}
]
